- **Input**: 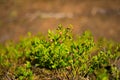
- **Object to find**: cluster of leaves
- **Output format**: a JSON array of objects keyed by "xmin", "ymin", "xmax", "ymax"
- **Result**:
[
  {"xmin": 0, "ymin": 25, "xmax": 120, "ymax": 80},
  {"xmin": 15, "ymin": 61, "xmax": 33, "ymax": 80}
]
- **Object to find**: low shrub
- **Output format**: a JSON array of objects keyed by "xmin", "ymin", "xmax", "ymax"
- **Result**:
[{"xmin": 0, "ymin": 25, "xmax": 119, "ymax": 80}]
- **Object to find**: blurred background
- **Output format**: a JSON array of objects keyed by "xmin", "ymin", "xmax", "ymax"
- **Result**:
[{"xmin": 0, "ymin": 0, "xmax": 120, "ymax": 43}]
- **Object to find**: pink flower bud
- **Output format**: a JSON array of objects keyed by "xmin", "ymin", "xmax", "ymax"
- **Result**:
[
  {"xmin": 59, "ymin": 40, "xmax": 62, "ymax": 44},
  {"xmin": 59, "ymin": 32, "xmax": 62, "ymax": 35},
  {"xmin": 50, "ymin": 39, "xmax": 53, "ymax": 42}
]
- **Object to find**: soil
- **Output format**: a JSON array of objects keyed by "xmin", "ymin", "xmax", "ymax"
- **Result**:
[{"xmin": 0, "ymin": 0, "xmax": 120, "ymax": 43}]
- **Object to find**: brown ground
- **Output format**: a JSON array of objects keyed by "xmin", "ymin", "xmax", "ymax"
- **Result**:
[{"xmin": 0, "ymin": 0, "xmax": 120, "ymax": 43}]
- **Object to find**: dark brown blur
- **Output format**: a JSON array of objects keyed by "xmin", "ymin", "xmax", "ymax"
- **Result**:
[{"xmin": 0, "ymin": 0, "xmax": 120, "ymax": 43}]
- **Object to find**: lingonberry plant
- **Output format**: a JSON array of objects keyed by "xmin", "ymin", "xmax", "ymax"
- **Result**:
[{"xmin": 0, "ymin": 25, "xmax": 119, "ymax": 80}]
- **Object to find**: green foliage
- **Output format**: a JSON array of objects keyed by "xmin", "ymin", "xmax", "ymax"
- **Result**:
[
  {"xmin": 0, "ymin": 25, "xmax": 120, "ymax": 80},
  {"xmin": 15, "ymin": 61, "xmax": 33, "ymax": 80}
]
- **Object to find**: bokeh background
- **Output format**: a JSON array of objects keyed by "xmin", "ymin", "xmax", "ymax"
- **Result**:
[{"xmin": 0, "ymin": 0, "xmax": 120, "ymax": 43}]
